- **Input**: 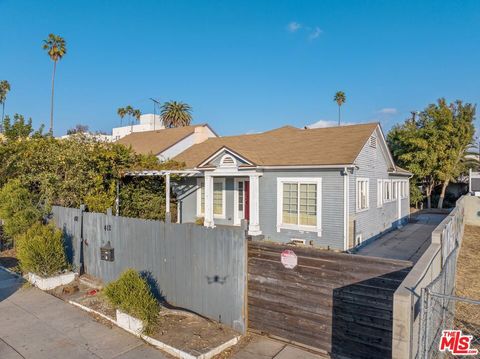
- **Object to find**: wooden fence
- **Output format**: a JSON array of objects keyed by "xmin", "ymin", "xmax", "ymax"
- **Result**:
[
  {"xmin": 52, "ymin": 206, "xmax": 247, "ymax": 333},
  {"xmin": 248, "ymin": 242, "xmax": 412, "ymax": 359}
]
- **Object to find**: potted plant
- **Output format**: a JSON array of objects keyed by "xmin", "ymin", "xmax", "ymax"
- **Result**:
[
  {"xmin": 104, "ymin": 268, "xmax": 159, "ymax": 335},
  {"xmin": 17, "ymin": 223, "xmax": 75, "ymax": 290}
]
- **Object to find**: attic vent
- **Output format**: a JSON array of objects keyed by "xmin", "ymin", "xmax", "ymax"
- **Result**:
[
  {"xmin": 220, "ymin": 154, "xmax": 237, "ymax": 167},
  {"xmin": 370, "ymin": 136, "xmax": 377, "ymax": 148}
]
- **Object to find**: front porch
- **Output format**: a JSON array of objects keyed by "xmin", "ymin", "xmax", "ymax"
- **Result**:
[{"xmin": 197, "ymin": 171, "xmax": 262, "ymax": 236}]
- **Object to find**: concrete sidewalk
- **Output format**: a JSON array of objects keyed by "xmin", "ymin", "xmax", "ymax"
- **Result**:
[
  {"xmin": 356, "ymin": 212, "xmax": 447, "ymax": 263},
  {"xmin": 232, "ymin": 336, "xmax": 327, "ymax": 359},
  {"xmin": 0, "ymin": 267, "xmax": 166, "ymax": 359}
]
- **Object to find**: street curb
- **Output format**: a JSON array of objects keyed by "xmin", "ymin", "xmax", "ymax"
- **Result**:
[{"xmin": 68, "ymin": 300, "xmax": 240, "ymax": 359}]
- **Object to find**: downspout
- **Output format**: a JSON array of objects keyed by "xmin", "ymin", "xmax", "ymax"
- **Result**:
[{"xmin": 343, "ymin": 167, "xmax": 349, "ymax": 251}]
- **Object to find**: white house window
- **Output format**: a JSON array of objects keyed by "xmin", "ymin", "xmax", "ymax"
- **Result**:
[
  {"xmin": 356, "ymin": 178, "xmax": 369, "ymax": 211},
  {"xmin": 197, "ymin": 178, "xmax": 225, "ymax": 218},
  {"xmin": 377, "ymin": 179, "xmax": 383, "ymax": 208},
  {"xmin": 383, "ymin": 180, "xmax": 392, "ymax": 202},
  {"xmin": 392, "ymin": 180, "xmax": 398, "ymax": 200},
  {"xmin": 400, "ymin": 180, "xmax": 408, "ymax": 198},
  {"xmin": 277, "ymin": 178, "xmax": 322, "ymax": 235}
]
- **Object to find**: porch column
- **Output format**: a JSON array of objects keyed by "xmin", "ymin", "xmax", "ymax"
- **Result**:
[
  {"xmin": 204, "ymin": 173, "xmax": 214, "ymax": 227},
  {"xmin": 248, "ymin": 174, "xmax": 262, "ymax": 235},
  {"xmin": 165, "ymin": 173, "xmax": 171, "ymax": 222}
]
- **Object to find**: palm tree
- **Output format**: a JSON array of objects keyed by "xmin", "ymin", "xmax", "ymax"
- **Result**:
[
  {"xmin": 0, "ymin": 80, "xmax": 11, "ymax": 123},
  {"xmin": 117, "ymin": 107, "xmax": 127, "ymax": 126},
  {"xmin": 333, "ymin": 91, "xmax": 346, "ymax": 126},
  {"xmin": 117, "ymin": 106, "xmax": 141, "ymax": 133},
  {"xmin": 43, "ymin": 34, "xmax": 67, "ymax": 134},
  {"xmin": 161, "ymin": 101, "xmax": 192, "ymax": 128}
]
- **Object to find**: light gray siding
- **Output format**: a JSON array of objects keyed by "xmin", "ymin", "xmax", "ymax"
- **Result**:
[
  {"xmin": 351, "ymin": 128, "xmax": 410, "ymax": 246},
  {"xmin": 259, "ymin": 169, "xmax": 344, "ymax": 249}
]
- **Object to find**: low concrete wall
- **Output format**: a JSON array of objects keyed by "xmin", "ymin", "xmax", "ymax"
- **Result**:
[
  {"xmin": 463, "ymin": 195, "xmax": 480, "ymax": 226},
  {"xmin": 392, "ymin": 195, "xmax": 469, "ymax": 359}
]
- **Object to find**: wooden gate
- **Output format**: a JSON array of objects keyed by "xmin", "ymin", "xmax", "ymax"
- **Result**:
[{"xmin": 248, "ymin": 242, "xmax": 412, "ymax": 359}]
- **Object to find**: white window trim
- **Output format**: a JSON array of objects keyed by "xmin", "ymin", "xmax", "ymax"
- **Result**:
[
  {"xmin": 276, "ymin": 177, "xmax": 322, "ymax": 236},
  {"xmin": 233, "ymin": 177, "xmax": 248, "ymax": 226},
  {"xmin": 377, "ymin": 179, "xmax": 383, "ymax": 208},
  {"xmin": 383, "ymin": 179, "xmax": 393, "ymax": 203},
  {"xmin": 196, "ymin": 177, "xmax": 226, "ymax": 219},
  {"xmin": 356, "ymin": 178, "xmax": 370, "ymax": 213}
]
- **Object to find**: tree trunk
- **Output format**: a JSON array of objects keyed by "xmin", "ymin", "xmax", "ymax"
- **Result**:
[
  {"xmin": 426, "ymin": 183, "xmax": 434, "ymax": 209},
  {"xmin": 437, "ymin": 179, "xmax": 450, "ymax": 209},
  {"xmin": 50, "ymin": 60, "xmax": 57, "ymax": 134},
  {"xmin": 338, "ymin": 106, "xmax": 341, "ymax": 126},
  {"xmin": 1, "ymin": 101, "xmax": 4, "ymax": 123}
]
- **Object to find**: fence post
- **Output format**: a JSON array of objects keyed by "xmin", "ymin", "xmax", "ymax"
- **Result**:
[
  {"xmin": 422, "ymin": 287, "xmax": 431, "ymax": 359},
  {"xmin": 79, "ymin": 204, "xmax": 86, "ymax": 275}
]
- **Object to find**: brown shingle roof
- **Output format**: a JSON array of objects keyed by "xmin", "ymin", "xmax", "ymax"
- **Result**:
[
  {"xmin": 115, "ymin": 125, "xmax": 205, "ymax": 155},
  {"xmin": 174, "ymin": 123, "xmax": 379, "ymax": 168}
]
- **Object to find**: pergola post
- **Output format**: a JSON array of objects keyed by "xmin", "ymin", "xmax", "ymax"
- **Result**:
[
  {"xmin": 204, "ymin": 173, "xmax": 214, "ymax": 227},
  {"xmin": 165, "ymin": 172, "xmax": 171, "ymax": 222}
]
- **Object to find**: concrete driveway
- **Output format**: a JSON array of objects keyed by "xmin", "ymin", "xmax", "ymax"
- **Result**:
[
  {"xmin": 0, "ymin": 267, "xmax": 166, "ymax": 359},
  {"xmin": 356, "ymin": 212, "xmax": 447, "ymax": 263}
]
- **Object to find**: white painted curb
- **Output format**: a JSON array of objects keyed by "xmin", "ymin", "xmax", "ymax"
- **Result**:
[
  {"xmin": 27, "ymin": 272, "xmax": 76, "ymax": 290},
  {"xmin": 68, "ymin": 300, "xmax": 240, "ymax": 359}
]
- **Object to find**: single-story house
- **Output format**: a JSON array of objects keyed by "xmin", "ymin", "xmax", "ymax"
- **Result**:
[
  {"xmin": 171, "ymin": 123, "xmax": 411, "ymax": 251},
  {"xmin": 116, "ymin": 124, "xmax": 217, "ymax": 160}
]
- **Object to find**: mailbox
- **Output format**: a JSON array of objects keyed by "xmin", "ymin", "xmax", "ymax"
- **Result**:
[{"xmin": 100, "ymin": 242, "xmax": 114, "ymax": 262}]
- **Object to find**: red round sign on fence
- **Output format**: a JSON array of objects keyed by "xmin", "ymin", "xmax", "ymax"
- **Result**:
[{"xmin": 281, "ymin": 249, "xmax": 297, "ymax": 269}]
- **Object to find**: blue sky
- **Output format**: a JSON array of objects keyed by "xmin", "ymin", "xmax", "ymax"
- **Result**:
[{"xmin": 1, "ymin": 0, "xmax": 479, "ymax": 136}]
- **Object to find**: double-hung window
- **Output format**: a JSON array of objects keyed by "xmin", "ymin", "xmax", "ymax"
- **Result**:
[
  {"xmin": 377, "ymin": 179, "xmax": 383, "ymax": 208},
  {"xmin": 277, "ymin": 178, "xmax": 322, "ymax": 235},
  {"xmin": 197, "ymin": 178, "xmax": 226, "ymax": 218},
  {"xmin": 356, "ymin": 178, "xmax": 369, "ymax": 212},
  {"xmin": 383, "ymin": 180, "xmax": 392, "ymax": 202}
]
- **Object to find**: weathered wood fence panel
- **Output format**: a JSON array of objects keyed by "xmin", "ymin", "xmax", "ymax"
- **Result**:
[
  {"xmin": 52, "ymin": 206, "xmax": 247, "ymax": 333},
  {"xmin": 52, "ymin": 206, "xmax": 83, "ymax": 271},
  {"xmin": 248, "ymin": 242, "xmax": 412, "ymax": 359}
]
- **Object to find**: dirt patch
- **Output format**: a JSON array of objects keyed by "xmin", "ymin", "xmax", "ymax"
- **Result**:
[
  {"xmin": 455, "ymin": 225, "xmax": 480, "ymax": 327},
  {"xmin": 53, "ymin": 278, "xmax": 240, "ymax": 357},
  {"xmin": 0, "ymin": 248, "xmax": 19, "ymax": 271}
]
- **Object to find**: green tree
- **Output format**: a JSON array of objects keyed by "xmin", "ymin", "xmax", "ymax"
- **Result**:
[
  {"xmin": 388, "ymin": 113, "xmax": 440, "ymax": 208},
  {"xmin": 333, "ymin": 91, "xmax": 346, "ymax": 126},
  {"xmin": 0, "ymin": 80, "xmax": 11, "ymax": 122},
  {"xmin": 161, "ymin": 101, "xmax": 192, "ymax": 128},
  {"xmin": 423, "ymin": 99, "xmax": 476, "ymax": 208},
  {"xmin": 2, "ymin": 114, "xmax": 44, "ymax": 141},
  {"xmin": 43, "ymin": 34, "xmax": 67, "ymax": 134}
]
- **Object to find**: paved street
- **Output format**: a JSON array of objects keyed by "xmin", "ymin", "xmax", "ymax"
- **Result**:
[{"xmin": 0, "ymin": 267, "xmax": 166, "ymax": 359}]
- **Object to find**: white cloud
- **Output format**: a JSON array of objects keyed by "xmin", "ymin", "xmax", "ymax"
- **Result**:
[
  {"xmin": 309, "ymin": 26, "xmax": 323, "ymax": 40},
  {"xmin": 287, "ymin": 21, "xmax": 301, "ymax": 32},
  {"xmin": 307, "ymin": 119, "xmax": 356, "ymax": 129},
  {"xmin": 377, "ymin": 108, "xmax": 398, "ymax": 115}
]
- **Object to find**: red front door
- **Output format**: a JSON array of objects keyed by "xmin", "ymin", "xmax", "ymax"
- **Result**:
[{"xmin": 244, "ymin": 181, "xmax": 250, "ymax": 221}]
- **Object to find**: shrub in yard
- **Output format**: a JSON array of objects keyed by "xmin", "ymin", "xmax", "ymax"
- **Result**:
[
  {"xmin": 104, "ymin": 269, "xmax": 159, "ymax": 334},
  {"xmin": 0, "ymin": 179, "xmax": 45, "ymax": 243},
  {"xmin": 16, "ymin": 222, "xmax": 69, "ymax": 277}
]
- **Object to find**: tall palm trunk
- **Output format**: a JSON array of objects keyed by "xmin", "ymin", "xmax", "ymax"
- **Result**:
[
  {"xmin": 437, "ymin": 179, "xmax": 450, "ymax": 209},
  {"xmin": 49, "ymin": 60, "xmax": 57, "ymax": 134},
  {"xmin": 1, "ymin": 102, "xmax": 4, "ymax": 123},
  {"xmin": 338, "ymin": 105, "xmax": 341, "ymax": 126}
]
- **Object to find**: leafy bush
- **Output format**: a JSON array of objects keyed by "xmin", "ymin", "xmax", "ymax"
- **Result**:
[
  {"xmin": 104, "ymin": 269, "xmax": 159, "ymax": 334},
  {"xmin": 0, "ymin": 179, "xmax": 45, "ymax": 243},
  {"xmin": 16, "ymin": 222, "xmax": 69, "ymax": 277}
]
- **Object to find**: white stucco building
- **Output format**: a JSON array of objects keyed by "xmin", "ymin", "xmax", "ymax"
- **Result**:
[{"xmin": 112, "ymin": 114, "xmax": 165, "ymax": 140}]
